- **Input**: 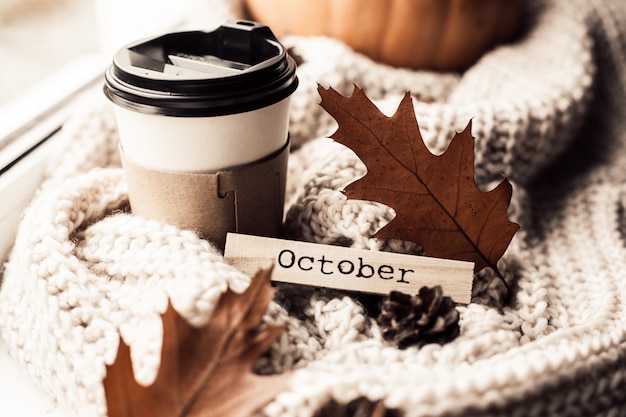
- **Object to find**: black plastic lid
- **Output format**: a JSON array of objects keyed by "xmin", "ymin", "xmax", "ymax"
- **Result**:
[{"xmin": 103, "ymin": 20, "xmax": 298, "ymax": 117}]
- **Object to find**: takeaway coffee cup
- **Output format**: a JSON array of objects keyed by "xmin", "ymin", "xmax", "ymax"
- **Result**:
[{"xmin": 103, "ymin": 20, "xmax": 298, "ymax": 248}]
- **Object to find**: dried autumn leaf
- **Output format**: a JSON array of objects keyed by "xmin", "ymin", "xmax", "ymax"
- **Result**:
[
  {"xmin": 318, "ymin": 85, "xmax": 519, "ymax": 274},
  {"xmin": 103, "ymin": 266, "xmax": 287, "ymax": 417}
]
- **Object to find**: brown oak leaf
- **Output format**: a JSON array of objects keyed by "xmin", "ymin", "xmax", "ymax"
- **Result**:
[
  {"xmin": 103, "ymin": 266, "xmax": 287, "ymax": 417},
  {"xmin": 318, "ymin": 85, "xmax": 519, "ymax": 274}
]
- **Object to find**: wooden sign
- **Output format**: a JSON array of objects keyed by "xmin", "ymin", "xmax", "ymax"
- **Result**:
[{"xmin": 224, "ymin": 233, "xmax": 473, "ymax": 304}]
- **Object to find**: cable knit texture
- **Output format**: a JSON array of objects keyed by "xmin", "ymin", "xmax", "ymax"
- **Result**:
[{"xmin": 2, "ymin": 0, "xmax": 626, "ymax": 416}]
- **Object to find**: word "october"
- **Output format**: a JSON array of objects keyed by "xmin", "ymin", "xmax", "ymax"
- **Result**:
[
  {"xmin": 277, "ymin": 249, "xmax": 412, "ymax": 283},
  {"xmin": 224, "ymin": 233, "xmax": 474, "ymax": 303}
]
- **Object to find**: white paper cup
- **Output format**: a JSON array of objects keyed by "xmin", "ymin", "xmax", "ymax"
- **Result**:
[{"xmin": 103, "ymin": 20, "xmax": 298, "ymax": 246}]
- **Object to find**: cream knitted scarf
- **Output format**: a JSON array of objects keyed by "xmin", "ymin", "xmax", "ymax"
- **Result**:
[{"xmin": 2, "ymin": 0, "xmax": 626, "ymax": 415}]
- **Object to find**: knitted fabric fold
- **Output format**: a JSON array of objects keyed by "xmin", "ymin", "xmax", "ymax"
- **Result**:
[{"xmin": 2, "ymin": 0, "xmax": 626, "ymax": 416}]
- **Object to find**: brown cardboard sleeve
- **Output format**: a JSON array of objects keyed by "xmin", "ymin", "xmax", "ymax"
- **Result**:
[{"xmin": 120, "ymin": 139, "xmax": 289, "ymax": 250}]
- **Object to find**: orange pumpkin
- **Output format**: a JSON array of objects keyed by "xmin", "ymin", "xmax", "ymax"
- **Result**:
[{"xmin": 244, "ymin": 0, "xmax": 524, "ymax": 71}]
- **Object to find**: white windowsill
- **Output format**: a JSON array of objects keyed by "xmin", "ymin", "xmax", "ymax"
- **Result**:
[{"xmin": 0, "ymin": 338, "xmax": 72, "ymax": 416}]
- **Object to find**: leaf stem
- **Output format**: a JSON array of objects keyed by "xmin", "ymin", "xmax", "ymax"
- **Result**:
[{"xmin": 492, "ymin": 265, "xmax": 511, "ymax": 302}]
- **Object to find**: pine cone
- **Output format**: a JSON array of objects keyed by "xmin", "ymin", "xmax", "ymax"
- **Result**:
[
  {"xmin": 313, "ymin": 396, "xmax": 403, "ymax": 417},
  {"xmin": 377, "ymin": 286, "xmax": 460, "ymax": 349}
]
